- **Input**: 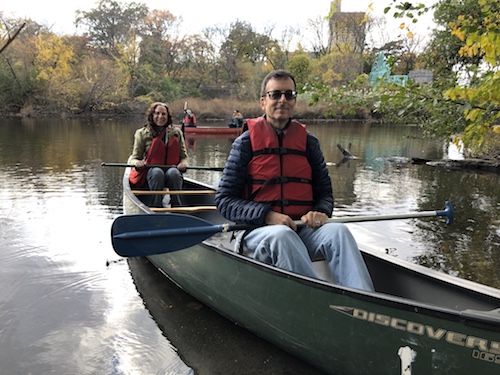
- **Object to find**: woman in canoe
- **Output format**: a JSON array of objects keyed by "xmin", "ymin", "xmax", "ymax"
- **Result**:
[{"xmin": 129, "ymin": 102, "xmax": 189, "ymax": 207}]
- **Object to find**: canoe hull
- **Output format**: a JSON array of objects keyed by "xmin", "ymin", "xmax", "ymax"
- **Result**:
[
  {"xmin": 147, "ymin": 246, "xmax": 500, "ymax": 374},
  {"xmin": 121, "ymin": 170, "xmax": 500, "ymax": 374}
]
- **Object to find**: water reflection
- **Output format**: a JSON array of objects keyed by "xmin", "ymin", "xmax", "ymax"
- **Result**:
[
  {"xmin": 128, "ymin": 257, "xmax": 327, "ymax": 374},
  {"xmin": 0, "ymin": 120, "xmax": 194, "ymax": 374}
]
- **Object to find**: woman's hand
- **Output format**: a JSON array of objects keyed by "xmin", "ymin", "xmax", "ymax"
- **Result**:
[
  {"xmin": 135, "ymin": 160, "xmax": 145, "ymax": 169},
  {"xmin": 177, "ymin": 162, "xmax": 187, "ymax": 172}
]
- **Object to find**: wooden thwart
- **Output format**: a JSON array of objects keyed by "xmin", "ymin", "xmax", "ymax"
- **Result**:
[
  {"xmin": 150, "ymin": 206, "xmax": 217, "ymax": 213},
  {"xmin": 132, "ymin": 190, "xmax": 215, "ymax": 195}
]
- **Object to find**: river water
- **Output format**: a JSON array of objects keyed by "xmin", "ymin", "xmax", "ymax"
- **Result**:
[{"xmin": 0, "ymin": 117, "xmax": 498, "ymax": 374}]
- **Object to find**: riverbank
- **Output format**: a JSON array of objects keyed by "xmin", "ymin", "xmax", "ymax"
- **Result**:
[
  {"xmin": 3, "ymin": 96, "xmax": 499, "ymax": 160},
  {"xmin": 1, "ymin": 96, "xmax": 370, "ymax": 122}
]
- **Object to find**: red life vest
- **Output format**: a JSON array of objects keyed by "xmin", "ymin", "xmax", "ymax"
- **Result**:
[
  {"xmin": 183, "ymin": 113, "xmax": 196, "ymax": 126},
  {"xmin": 245, "ymin": 117, "xmax": 314, "ymax": 218},
  {"xmin": 129, "ymin": 128, "xmax": 181, "ymax": 188}
]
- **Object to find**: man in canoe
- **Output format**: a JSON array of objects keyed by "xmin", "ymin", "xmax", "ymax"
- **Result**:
[
  {"xmin": 129, "ymin": 102, "xmax": 188, "ymax": 207},
  {"xmin": 215, "ymin": 70, "xmax": 374, "ymax": 292},
  {"xmin": 229, "ymin": 109, "xmax": 244, "ymax": 128}
]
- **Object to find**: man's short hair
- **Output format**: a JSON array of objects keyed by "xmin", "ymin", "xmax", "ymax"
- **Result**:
[{"xmin": 260, "ymin": 70, "xmax": 297, "ymax": 97}]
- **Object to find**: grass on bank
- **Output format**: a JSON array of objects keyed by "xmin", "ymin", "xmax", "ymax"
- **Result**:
[{"xmin": 164, "ymin": 97, "xmax": 370, "ymax": 123}]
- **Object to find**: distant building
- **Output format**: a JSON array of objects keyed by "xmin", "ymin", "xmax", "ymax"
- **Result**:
[
  {"xmin": 408, "ymin": 70, "xmax": 433, "ymax": 84},
  {"xmin": 328, "ymin": 0, "xmax": 366, "ymax": 54}
]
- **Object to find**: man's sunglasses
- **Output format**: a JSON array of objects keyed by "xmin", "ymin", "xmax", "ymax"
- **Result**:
[{"xmin": 264, "ymin": 90, "xmax": 298, "ymax": 100}]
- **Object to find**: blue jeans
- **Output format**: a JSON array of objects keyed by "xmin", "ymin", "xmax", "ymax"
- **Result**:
[
  {"xmin": 237, "ymin": 223, "xmax": 374, "ymax": 291},
  {"xmin": 142, "ymin": 167, "xmax": 183, "ymax": 207}
]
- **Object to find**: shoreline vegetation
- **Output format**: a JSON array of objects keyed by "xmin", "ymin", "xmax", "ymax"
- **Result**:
[
  {"xmin": 3, "ymin": 96, "xmax": 499, "ymax": 162},
  {"xmin": 1, "ymin": 97, "xmax": 368, "ymax": 122}
]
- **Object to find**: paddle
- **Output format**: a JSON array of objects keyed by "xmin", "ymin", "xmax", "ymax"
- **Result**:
[
  {"xmin": 111, "ymin": 202, "xmax": 454, "ymax": 257},
  {"xmin": 182, "ymin": 100, "xmax": 187, "ymax": 134},
  {"xmin": 101, "ymin": 162, "xmax": 224, "ymax": 172}
]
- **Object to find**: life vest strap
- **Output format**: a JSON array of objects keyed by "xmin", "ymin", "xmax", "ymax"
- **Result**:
[{"xmin": 253, "ymin": 147, "xmax": 306, "ymax": 156}]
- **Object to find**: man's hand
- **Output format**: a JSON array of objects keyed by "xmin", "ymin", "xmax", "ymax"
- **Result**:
[
  {"xmin": 265, "ymin": 210, "xmax": 296, "ymax": 231},
  {"xmin": 301, "ymin": 211, "xmax": 328, "ymax": 229}
]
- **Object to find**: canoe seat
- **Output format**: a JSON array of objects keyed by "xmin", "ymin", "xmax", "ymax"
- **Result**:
[{"xmin": 150, "ymin": 206, "xmax": 217, "ymax": 213}]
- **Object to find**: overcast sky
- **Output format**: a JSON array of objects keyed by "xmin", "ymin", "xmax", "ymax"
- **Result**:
[{"xmin": 2, "ymin": 0, "xmax": 436, "ymax": 48}]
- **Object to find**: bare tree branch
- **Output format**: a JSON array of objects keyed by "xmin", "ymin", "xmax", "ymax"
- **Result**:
[{"xmin": 0, "ymin": 22, "xmax": 26, "ymax": 55}]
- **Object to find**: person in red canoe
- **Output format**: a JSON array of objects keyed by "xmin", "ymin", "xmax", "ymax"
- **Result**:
[{"xmin": 183, "ymin": 109, "xmax": 197, "ymax": 128}]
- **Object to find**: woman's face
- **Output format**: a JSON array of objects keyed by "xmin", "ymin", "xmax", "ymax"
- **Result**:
[{"xmin": 153, "ymin": 104, "xmax": 169, "ymax": 127}]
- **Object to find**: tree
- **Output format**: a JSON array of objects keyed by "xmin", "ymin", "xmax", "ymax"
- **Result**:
[
  {"xmin": 137, "ymin": 9, "xmax": 185, "ymax": 98},
  {"xmin": 420, "ymin": 0, "xmax": 483, "ymax": 80},
  {"xmin": 444, "ymin": 0, "xmax": 500, "ymax": 147},
  {"xmin": 0, "ymin": 17, "xmax": 25, "ymax": 55},
  {"xmin": 219, "ymin": 21, "xmax": 271, "ymax": 88},
  {"xmin": 306, "ymin": 16, "xmax": 332, "ymax": 58},
  {"xmin": 176, "ymin": 34, "xmax": 216, "ymax": 96},
  {"xmin": 287, "ymin": 54, "xmax": 313, "ymax": 91},
  {"xmin": 34, "ymin": 32, "xmax": 76, "ymax": 106},
  {"xmin": 75, "ymin": 0, "xmax": 148, "ymax": 57}
]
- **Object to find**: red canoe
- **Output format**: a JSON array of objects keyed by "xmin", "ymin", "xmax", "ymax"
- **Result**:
[{"xmin": 175, "ymin": 125, "xmax": 242, "ymax": 135}]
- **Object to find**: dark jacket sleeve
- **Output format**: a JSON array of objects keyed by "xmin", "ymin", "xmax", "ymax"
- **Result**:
[
  {"xmin": 307, "ymin": 131, "xmax": 334, "ymax": 216},
  {"xmin": 215, "ymin": 130, "xmax": 334, "ymax": 224},
  {"xmin": 215, "ymin": 131, "xmax": 272, "ymax": 225}
]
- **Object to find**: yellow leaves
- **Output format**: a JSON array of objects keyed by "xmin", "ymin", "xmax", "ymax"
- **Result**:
[
  {"xmin": 397, "ymin": 22, "xmax": 414, "ymax": 39},
  {"xmin": 35, "ymin": 32, "xmax": 74, "ymax": 84},
  {"xmin": 451, "ymin": 28, "xmax": 467, "ymax": 42},
  {"xmin": 445, "ymin": 66, "xmax": 500, "ymax": 147},
  {"xmin": 360, "ymin": 1, "xmax": 374, "ymax": 24},
  {"xmin": 465, "ymin": 107, "xmax": 481, "ymax": 122},
  {"xmin": 445, "ymin": 89, "xmax": 457, "ymax": 102},
  {"xmin": 459, "ymin": 43, "xmax": 480, "ymax": 58},
  {"xmin": 450, "ymin": 1, "xmax": 500, "ymax": 63},
  {"xmin": 456, "ymin": 30, "xmax": 499, "ymax": 64}
]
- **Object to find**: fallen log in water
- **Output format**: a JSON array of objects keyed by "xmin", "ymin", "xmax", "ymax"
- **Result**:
[
  {"xmin": 426, "ymin": 158, "xmax": 500, "ymax": 173},
  {"xmin": 381, "ymin": 157, "xmax": 499, "ymax": 173}
]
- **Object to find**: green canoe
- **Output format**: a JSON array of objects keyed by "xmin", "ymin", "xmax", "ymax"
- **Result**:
[{"xmin": 118, "ymin": 169, "xmax": 500, "ymax": 375}]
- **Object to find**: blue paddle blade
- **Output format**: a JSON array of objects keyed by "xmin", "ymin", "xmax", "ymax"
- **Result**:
[{"xmin": 111, "ymin": 213, "xmax": 223, "ymax": 257}]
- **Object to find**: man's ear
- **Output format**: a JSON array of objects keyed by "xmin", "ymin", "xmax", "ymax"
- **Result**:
[{"xmin": 259, "ymin": 97, "xmax": 266, "ymax": 111}]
